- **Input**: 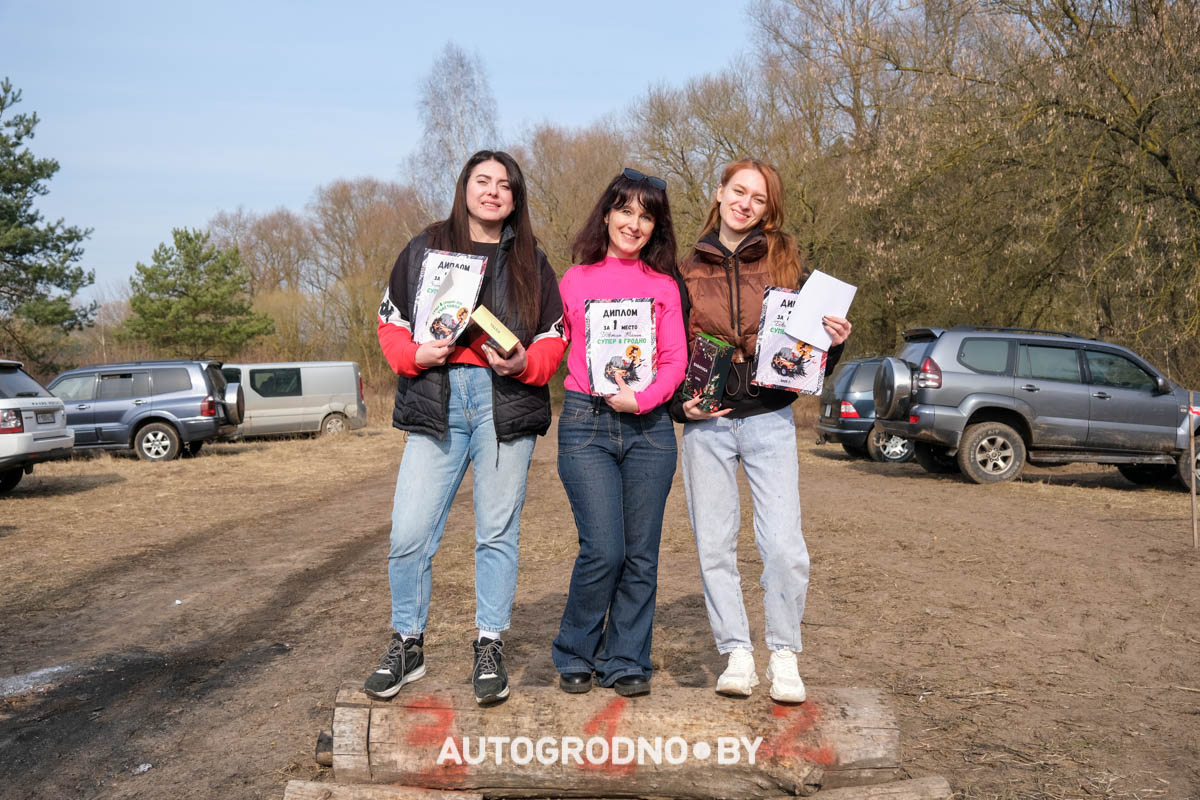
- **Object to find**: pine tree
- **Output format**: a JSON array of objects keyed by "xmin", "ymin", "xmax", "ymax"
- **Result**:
[{"xmin": 122, "ymin": 228, "xmax": 273, "ymax": 358}]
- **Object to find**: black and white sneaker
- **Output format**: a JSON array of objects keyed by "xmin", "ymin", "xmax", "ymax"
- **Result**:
[
  {"xmin": 472, "ymin": 637, "xmax": 509, "ymax": 705},
  {"xmin": 363, "ymin": 632, "xmax": 425, "ymax": 699}
]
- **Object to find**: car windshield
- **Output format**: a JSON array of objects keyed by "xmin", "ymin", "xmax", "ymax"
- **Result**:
[
  {"xmin": 0, "ymin": 367, "xmax": 51, "ymax": 399},
  {"xmin": 848, "ymin": 361, "xmax": 881, "ymax": 393}
]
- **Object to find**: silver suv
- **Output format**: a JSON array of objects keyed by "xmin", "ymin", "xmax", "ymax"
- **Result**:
[
  {"xmin": 874, "ymin": 327, "xmax": 1199, "ymax": 487},
  {"xmin": 0, "ymin": 360, "xmax": 74, "ymax": 494}
]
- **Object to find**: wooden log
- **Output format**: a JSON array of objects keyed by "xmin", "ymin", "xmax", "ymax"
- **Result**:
[
  {"xmin": 283, "ymin": 781, "xmax": 483, "ymax": 800},
  {"xmin": 806, "ymin": 776, "xmax": 952, "ymax": 799},
  {"xmin": 331, "ymin": 684, "xmax": 898, "ymax": 799}
]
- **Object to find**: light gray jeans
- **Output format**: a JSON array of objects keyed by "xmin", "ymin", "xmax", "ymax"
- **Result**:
[{"xmin": 681, "ymin": 406, "xmax": 809, "ymax": 654}]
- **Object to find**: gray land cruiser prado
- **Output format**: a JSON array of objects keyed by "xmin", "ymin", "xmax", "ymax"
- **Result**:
[{"xmin": 873, "ymin": 326, "xmax": 1199, "ymax": 487}]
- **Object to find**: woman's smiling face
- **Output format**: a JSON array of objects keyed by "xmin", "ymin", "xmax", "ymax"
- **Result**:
[
  {"xmin": 715, "ymin": 168, "xmax": 768, "ymax": 236},
  {"xmin": 464, "ymin": 159, "xmax": 515, "ymax": 227},
  {"xmin": 605, "ymin": 196, "xmax": 655, "ymax": 259}
]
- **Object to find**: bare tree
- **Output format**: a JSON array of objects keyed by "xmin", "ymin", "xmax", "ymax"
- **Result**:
[{"xmin": 406, "ymin": 43, "xmax": 500, "ymax": 216}]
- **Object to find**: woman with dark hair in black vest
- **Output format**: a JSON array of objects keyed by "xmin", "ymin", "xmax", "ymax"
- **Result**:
[{"xmin": 369, "ymin": 150, "xmax": 567, "ymax": 705}]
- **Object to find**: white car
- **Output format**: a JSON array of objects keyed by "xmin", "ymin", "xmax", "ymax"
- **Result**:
[{"xmin": 1, "ymin": 360, "xmax": 74, "ymax": 494}]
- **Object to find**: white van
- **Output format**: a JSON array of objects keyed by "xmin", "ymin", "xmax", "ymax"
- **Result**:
[{"xmin": 220, "ymin": 361, "xmax": 367, "ymax": 437}]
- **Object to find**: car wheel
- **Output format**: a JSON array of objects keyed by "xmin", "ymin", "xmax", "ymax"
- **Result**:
[
  {"xmin": 0, "ymin": 467, "xmax": 22, "ymax": 494},
  {"xmin": 913, "ymin": 442, "xmax": 960, "ymax": 474},
  {"xmin": 957, "ymin": 422, "xmax": 1026, "ymax": 484},
  {"xmin": 1117, "ymin": 464, "xmax": 1176, "ymax": 486},
  {"xmin": 135, "ymin": 422, "xmax": 181, "ymax": 461},
  {"xmin": 1178, "ymin": 448, "xmax": 1199, "ymax": 492},
  {"xmin": 867, "ymin": 425, "xmax": 915, "ymax": 463},
  {"xmin": 321, "ymin": 413, "xmax": 348, "ymax": 436},
  {"xmin": 841, "ymin": 441, "xmax": 868, "ymax": 459},
  {"xmin": 183, "ymin": 440, "xmax": 205, "ymax": 457}
]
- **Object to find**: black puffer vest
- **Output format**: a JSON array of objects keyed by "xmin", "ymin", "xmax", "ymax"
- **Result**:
[{"xmin": 390, "ymin": 227, "xmax": 552, "ymax": 441}]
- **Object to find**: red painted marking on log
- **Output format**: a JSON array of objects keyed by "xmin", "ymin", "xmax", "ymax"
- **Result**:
[
  {"xmin": 762, "ymin": 701, "xmax": 822, "ymax": 760},
  {"xmin": 405, "ymin": 693, "xmax": 467, "ymax": 783},
  {"xmin": 579, "ymin": 697, "xmax": 636, "ymax": 776}
]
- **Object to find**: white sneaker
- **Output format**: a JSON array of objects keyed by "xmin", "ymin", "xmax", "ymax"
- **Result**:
[
  {"xmin": 767, "ymin": 650, "xmax": 807, "ymax": 703},
  {"xmin": 715, "ymin": 647, "xmax": 759, "ymax": 696}
]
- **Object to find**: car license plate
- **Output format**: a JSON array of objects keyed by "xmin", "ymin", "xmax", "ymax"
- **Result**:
[{"xmin": 36, "ymin": 412, "xmax": 55, "ymax": 424}]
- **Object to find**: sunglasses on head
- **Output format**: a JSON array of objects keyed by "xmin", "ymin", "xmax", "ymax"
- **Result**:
[{"xmin": 622, "ymin": 167, "xmax": 667, "ymax": 191}]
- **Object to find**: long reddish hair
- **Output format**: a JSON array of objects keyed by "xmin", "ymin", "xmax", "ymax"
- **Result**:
[{"xmin": 698, "ymin": 159, "xmax": 804, "ymax": 288}]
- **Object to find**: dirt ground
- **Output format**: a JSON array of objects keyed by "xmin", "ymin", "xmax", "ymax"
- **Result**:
[{"xmin": 2, "ymin": 401, "xmax": 1198, "ymax": 800}]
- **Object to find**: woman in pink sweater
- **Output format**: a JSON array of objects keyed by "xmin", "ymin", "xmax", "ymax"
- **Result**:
[{"xmin": 552, "ymin": 169, "xmax": 687, "ymax": 697}]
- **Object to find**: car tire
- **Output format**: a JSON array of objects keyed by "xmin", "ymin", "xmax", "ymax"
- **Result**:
[
  {"xmin": 1178, "ymin": 448, "xmax": 1199, "ymax": 492},
  {"xmin": 1117, "ymin": 464, "xmax": 1176, "ymax": 486},
  {"xmin": 913, "ymin": 442, "xmax": 960, "ymax": 474},
  {"xmin": 867, "ymin": 425, "xmax": 915, "ymax": 463},
  {"xmin": 841, "ymin": 441, "xmax": 868, "ymax": 459},
  {"xmin": 957, "ymin": 422, "xmax": 1026, "ymax": 484},
  {"xmin": 321, "ymin": 413, "xmax": 348, "ymax": 436},
  {"xmin": 0, "ymin": 467, "xmax": 22, "ymax": 494},
  {"xmin": 134, "ymin": 422, "xmax": 182, "ymax": 461}
]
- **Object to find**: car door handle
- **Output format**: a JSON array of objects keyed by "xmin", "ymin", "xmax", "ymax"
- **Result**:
[
  {"xmin": 76, "ymin": 404, "xmax": 91, "ymax": 409},
  {"xmin": 1092, "ymin": 391, "xmax": 1111, "ymax": 400},
  {"xmin": 133, "ymin": 399, "xmax": 148, "ymax": 405},
  {"xmin": 1020, "ymin": 384, "xmax": 1040, "ymax": 392}
]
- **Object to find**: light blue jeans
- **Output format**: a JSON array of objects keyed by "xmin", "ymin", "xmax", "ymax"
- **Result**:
[
  {"xmin": 681, "ymin": 406, "xmax": 809, "ymax": 653},
  {"xmin": 387, "ymin": 366, "xmax": 536, "ymax": 635}
]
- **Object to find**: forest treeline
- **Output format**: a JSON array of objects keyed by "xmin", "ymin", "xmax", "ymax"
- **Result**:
[{"xmin": 51, "ymin": 0, "xmax": 1200, "ymax": 387}]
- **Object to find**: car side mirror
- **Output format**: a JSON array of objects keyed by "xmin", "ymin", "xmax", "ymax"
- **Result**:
[{"xmin": 1155, "ymin": 376, "xmax": 1170, "ymax": 395}]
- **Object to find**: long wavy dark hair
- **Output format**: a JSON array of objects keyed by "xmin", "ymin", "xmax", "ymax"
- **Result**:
[
  {"xmin": 571, "ymin": 171, "xmax": 677, "ymax": 276},
  {"xmin": 426, "ymin": 150, "xmax": 540, "ymax": 329}
]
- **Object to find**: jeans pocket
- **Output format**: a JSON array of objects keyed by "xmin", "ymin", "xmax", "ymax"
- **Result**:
[
  {"xmin": 558, "ymin": 411, "xmax": 599, "ymax": 454},
  {"xmin": 638, "ymin": 408, "xmax": 678, "ymax": 452}
]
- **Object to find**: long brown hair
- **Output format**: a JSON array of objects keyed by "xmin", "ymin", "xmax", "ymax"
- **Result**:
[
  {"xmin": 571, "ymin": 171, "xmax": 677, "ymax": 277},
  {"xmin": 699, "ymin": 159, "xmax": 804, "ymax": 288},
  {"xmin": 426, "ymin": 150, "xmax": 540, "ymax": 329}
]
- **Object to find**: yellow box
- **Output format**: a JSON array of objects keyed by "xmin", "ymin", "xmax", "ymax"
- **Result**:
[{"xmin": 470, "ymin": 305, "xmax": 520, "ymax": 359}]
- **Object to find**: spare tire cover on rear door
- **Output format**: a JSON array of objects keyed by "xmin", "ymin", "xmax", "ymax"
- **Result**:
[
  {"xmin": 874, "ymin": 357, "xmax": 914, "ymax": 420},
  {"xmin": 223, "ymin": 382, "xmax": 245, "ymax": 425}
]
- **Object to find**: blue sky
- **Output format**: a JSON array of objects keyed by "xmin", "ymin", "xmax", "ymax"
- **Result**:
[{"xmin": 4, "ymin": 0, "xmax": 755, "ymax": 302}]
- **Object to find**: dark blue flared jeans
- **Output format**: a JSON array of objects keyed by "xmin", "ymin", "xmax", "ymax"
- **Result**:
[{"xmin": 552, "ymin": 391, "xmax": 678, "ymax": 686}]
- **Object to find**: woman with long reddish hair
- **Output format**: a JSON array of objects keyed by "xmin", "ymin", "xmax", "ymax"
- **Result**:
[{"xmin": 670, "ymin": 158, "xmax": 851, "ymax": 702}]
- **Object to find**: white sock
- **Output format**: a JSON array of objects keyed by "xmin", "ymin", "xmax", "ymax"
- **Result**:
[{"xmin": 478, "ymin": 630, "xmax": 500, "ymax": 642}]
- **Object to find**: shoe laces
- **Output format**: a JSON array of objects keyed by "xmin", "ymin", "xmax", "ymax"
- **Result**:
[
  {"xmin": 770, "ymin": 649, "xmax": 800, "ymax": 678},
  {"xmin": 475, "ymin": 639, "xmax": 502, "ymax": 677},
  {"xmin": 379, "ymin": 636, "xmax": 407, "ymax": 674},
  {"xmin": 728, "ymin": 647, "xmax": 754, "ymax": 670}
]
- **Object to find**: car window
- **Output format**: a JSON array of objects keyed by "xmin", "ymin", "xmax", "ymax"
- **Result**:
[
  {"xmin": 151, "ymin": 368, "xmax": 192, "ymax": 395},
  {"xmin": 50, "ymin": 374, "xmax": 96, "ymax": 402},
  {"xmin": 898, "ymin": 342, "xmax": 929, "ymax": 364},
  {"xmin": 848, "ymin": 362, "xmax": 880, "ymax": 393},
  {"xmin": 1085, "ymin": 351, "xmax": 1157, "ymax": 392},
  {"xmin": 958, "ymin": 339, "xmax": 1010, "ymax": 374},
  {"xmin": 1017, "ymin": 345, "xmax": 1081, "ymax": 383},
  {"xmin": 250, "ymin": 368, "xmax": 302, "ymax": 397},
  {"xmin": 221, "ymin": 367, "xmax": 241, "ymax": 385},
  {"xmin": 0, "ymin": 366, "xmax": 51, "ymax": 399},
  {"xmin": 97, "ymin": 372, "xmax": 151, "ymax": 400}
]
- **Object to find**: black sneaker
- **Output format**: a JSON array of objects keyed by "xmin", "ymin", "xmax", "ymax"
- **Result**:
[
  {"xmin": 363, "ymin": 633, "xmax": 425, "ymax": 699},
  {"xmin": 472, "ymin": 637, "xmax": 509, "ymax": 705}
]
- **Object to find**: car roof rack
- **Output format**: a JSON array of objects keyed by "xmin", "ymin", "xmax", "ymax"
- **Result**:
[{"xmin": 948, "ymin": 325, "xmax": 1091, "ymax": 339}]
